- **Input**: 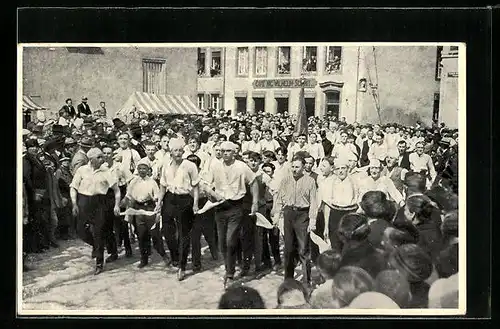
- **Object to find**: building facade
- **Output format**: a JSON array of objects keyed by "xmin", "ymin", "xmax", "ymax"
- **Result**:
[
  {"xmin": 22, "ymin": 46, "xmax": 198, "ymax": 119},
  {"xmin": 196, "ymin": 45, "xmax": 455, "ymax": 126},
  {"xmin": 438, "ymin": 45, "xmax": 460, "ymax": 129}
]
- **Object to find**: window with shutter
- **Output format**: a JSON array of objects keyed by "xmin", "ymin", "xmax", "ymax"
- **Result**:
[{"xmin": 142, "ymin": 59, "xmax": 166, "ymax": 94}]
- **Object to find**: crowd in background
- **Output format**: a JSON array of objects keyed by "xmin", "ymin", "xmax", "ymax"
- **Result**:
[{"xmin": 22, "ymin": 98, "xmax": 459, "ymax": 309}]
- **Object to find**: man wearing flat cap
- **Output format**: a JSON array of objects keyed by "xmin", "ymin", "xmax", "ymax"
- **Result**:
[
  {"xmin": 70, "ymin": 147, "xmax": 121, "ymax": 275},
  {"xmin": 204, "ymin": 141, "xmax": 259, "ymax": 288},
  {"xmin": 77, "ymin": 96, "xmax": 92, "ymax": 117}
]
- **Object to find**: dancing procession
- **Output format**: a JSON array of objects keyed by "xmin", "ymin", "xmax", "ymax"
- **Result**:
[{"xmin": 20, "ymin": 45, "xmax": 461, "ymax": 310}]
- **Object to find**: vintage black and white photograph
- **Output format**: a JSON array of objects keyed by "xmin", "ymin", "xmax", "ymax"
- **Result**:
[{"xmin": 18, "ymin": 42, "xmax": 465, "ymax": 315}]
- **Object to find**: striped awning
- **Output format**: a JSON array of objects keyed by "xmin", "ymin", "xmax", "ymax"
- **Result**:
[
  {"xmin": 22, "ymin": 95, "xmax": 47, "ymax": 111},
  {"xmin": 117, "ymin": 92, "xmax": 204, "ymax": 117}
]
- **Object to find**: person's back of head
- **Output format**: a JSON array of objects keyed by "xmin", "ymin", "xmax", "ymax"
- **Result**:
[
  {"xmin": 347, "ymin": 291, "xmax": 400, "ymax": 309},
  {"xmin": 404, "ymin": 172, "xmax": 427, "ymax": 195},
  {"xmin": 332, "ymin": 266, "xmax": 375, "ymax": 308},
  {"xmin": 375, "ymin": 270, "xmax": 412, "ymax": 308},
  {"xmin": 338, "ymin": 213, "xmax": 371, "ymax": 245},
  {"xmin": 276, "ymin": 279, "xmax": 310, "ymax": 309},
  {"xmin": 388, "ymin": 244, "xmax": 433, "ymax": 284},
  {"xmin": 360, "ymin": 191, "xmax": 396, "ymax": 222},
  {"xmin": 317, "ymin": 250, "xmax": 343, "ymax": 280},
  {"xmin": 218, "ymin": 286, "xmax": 266, "ymax": 309}
]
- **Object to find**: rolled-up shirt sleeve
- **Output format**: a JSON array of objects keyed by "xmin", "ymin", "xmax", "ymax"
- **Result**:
[
  {"xmin": 189, "ymin": 162, "xmax": 200, "ymax": 187},
  {"xmin": 308, "ymin": 182, "xmax": 319, "ymax": 223}
]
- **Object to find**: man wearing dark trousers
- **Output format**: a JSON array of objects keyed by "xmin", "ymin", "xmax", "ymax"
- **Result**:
[
  {"xmin": 70, "ymin": 148, "xmax": 121, "ymax": 275},
  {"xmin": 124, "ymin": 158, "xmax": 167, "ymax": 268},
  {"xmin": 156, "ymin": 138, "xmax": 200, "ymax": 281},
  {"xmin": 271, "ymin": 156, "xmax": 318, "ymax": 287},
  {"xmin": 185, "ymin": 154, "xmax": 219, "ymax": 273},
  {"xmin": 206, "ymin": 141, "xmax": 258, "ymax": 289}
]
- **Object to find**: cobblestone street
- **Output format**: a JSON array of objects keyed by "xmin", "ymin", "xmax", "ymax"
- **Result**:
[{"xmin": 21, "ymin": 239, "xmax": 292, "ymax": 311}]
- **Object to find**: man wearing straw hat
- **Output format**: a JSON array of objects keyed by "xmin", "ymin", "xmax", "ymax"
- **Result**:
[{"xmin": 70, "ymin": 148, "xmax": 121, "ymax": 275}]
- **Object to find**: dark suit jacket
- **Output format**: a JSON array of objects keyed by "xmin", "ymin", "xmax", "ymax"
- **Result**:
[
  {"xmin": 77, "ymin": 103, "xmax": 92, "ymax": 116},
  {"xmin": 399, "ymin": 152, "xmax": 411, "ymax": 170},
  {"xmin": 61, "ymin": 105, "xmax": 77, "ymax": 118},
  {"xmin": 321, "ymin": 138, "xmax": 333, "ymax": 157},
  {"xmin": 360, "ymin": 140, "xmax": 371, "ymax": 167}
]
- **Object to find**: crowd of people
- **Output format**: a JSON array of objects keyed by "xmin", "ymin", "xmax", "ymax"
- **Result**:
[{"xmin": 22, "ymin": 101, "xmax": 459, "ymax": 309}]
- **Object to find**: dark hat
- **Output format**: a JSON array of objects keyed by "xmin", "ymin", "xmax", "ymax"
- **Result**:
[
  {"xmin": 52, "ymin": 124, "xmax": 65, "ymax": 135},
  {"xmin": 25, "ymin": 139, "xmax": 39, "ymax": 148},
  {"xmin": 43, "ymin": 136, "xmax": 65, "ymax": 152},
  {"xmin": 112, "ymin": 118, "xmax": 126, "ymax": 130},
  {"xmin": 78, "ymin": 136, "xmax": 95, "ymax": 148},
  {"xmin": 129, "ymin": 122, "xmax": 141, "ymax": 131}
]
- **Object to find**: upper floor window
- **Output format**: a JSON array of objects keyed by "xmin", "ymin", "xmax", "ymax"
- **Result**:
[
  {"xmin": 325, "ymin": 46, "xmax": 342, "ymax": 74},
  {"xmin": 302, "ymin": 46, "xmax": 317, "ymax": 73},
  {"xmin": 255, "ymin": 47, "xmax": 268, "ymax": 76},
  {"xmin": 211, "ymin": 50, "xmax": 222, "ymax": 77},
  {"xmin": 142, "ymin": 58, "xmax": 166, "ymax": 95},
  {"xmin": 197, "ymin": 48, "xmax": 206, "ymax": 76},
  {"xmin": 237, "ymin": 47, "xmax": 249, "ymax": 76},
  {"xmin": 435, "ymin": 46, "xmax": 443, "ymax": 81},
  {"xmin": 197, "ymin": 94, "xmax": 205, "ymax": 110},
  {"xmin": 277, "ymin": 46, "xmax": 291, "ymax": 75},
  {"xmin": 211, "ymin": 94, "xmax": 220, "ymax": 110}
]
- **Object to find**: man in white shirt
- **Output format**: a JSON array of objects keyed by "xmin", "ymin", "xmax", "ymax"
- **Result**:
[
  {"xmin": 123, "ymin": 158, "xmax": 167, "ymax": 268},
  {"xmin": 331, "ymin": 130, "xmax": 357, "ymax": 160},
  {"xmin": 114, "ymin": 132, "xmax": 141, "ymax": 257},
  {"xmin": 205, "ymin": 141, "xmax": 258, "ymax": 288},
  {"xmin": 326, "ymin": 121, "xmax": 341, "ymax": 145},
  {"xmin": 183, "ymin": 135, "xmax": 210, "ymax": 172},
  {"xmin": 408, "ymin": 129, "xmax": 425, "ymax": 152},
  {"xmin": 155, "ymin": 134, "xmax": 171, "ymax": 172},
  {"xmin": 287, "ymin": 134, "xmax": 309, "ymax": 162},
  {"xmin": 307, "ymin": 132, "xmax": 325, "ymax": 165},
  {"xmin": 70, "ymin": 148, "xmax": 121, "ymax": 275},
  {"xmin": 57, "ymin": 108, "xmax": 71, "ymax": 127},
  {"xmin": 409, "ymin": 141, "xmax": 437, "ymax": 188},
  {"xmin": 368, "ymin": 131, "xmax": 389, "ymax": 165},
  {"xmin": 319, "ymin": 157, "xmax": 359, "ymax": 252},
  {"xmin": 156, "ymin": 138, "xmax": 200, "ymax": 281},
  {"xmin": 242, "ymin": 129, "xmax": 263, "ymax": 154},
  {"xmin": 260, "ymin": 129, "xmax": 281, "ymax": 153},
  {"xmin": 358, "ymin": 159, "xmax": 404, "ymax": 205},
  {"xmin": 272, "ymin": 147, "xmax": 291, "ymax": 188}
]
